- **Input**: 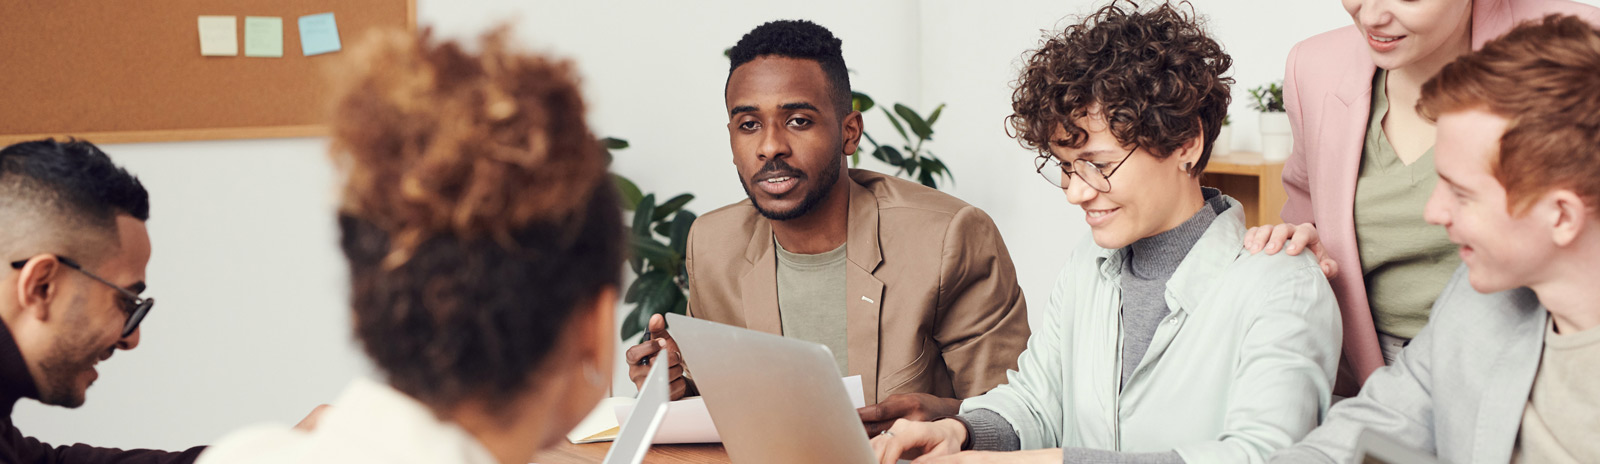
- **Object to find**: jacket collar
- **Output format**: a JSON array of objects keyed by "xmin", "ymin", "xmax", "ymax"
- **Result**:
[
  {"xmin": 735, "ymin": 170, "xmax": 887, "ymax": 399},
  {"xmin": 0, "ymin": 319, "xmax": 40, "ymax": 417},
  {"xmin": 739, "ymin": 169, "xmax": 882, "ymax": 270},
  {"xmin": 1095, "ymin": 190, "xmax": 1245, "ymax": 314}
]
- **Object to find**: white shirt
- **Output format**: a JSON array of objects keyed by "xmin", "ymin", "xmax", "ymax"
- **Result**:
[{"xmin": 197, "ymin": 378, "xmax": 499, "ymax": 464}]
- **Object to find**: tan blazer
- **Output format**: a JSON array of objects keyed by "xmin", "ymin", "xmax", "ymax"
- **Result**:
[{"xmin": 684, "ymin": 169, "xmax": 1029, "ymax": 404}]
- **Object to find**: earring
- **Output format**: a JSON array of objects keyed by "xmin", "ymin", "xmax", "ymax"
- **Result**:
[
  {"xmin": 1181, "ymin": 162, "xmax": 1192, "ymax": 172},
  {"xmin": 582, "ymin": 361, "xmax": 604, "ymax": 387}
]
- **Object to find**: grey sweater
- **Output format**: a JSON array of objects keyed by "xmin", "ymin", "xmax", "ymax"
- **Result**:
[{"xmin": 958, "ymin": 189, "xmax": 1226, "ymax": 464}]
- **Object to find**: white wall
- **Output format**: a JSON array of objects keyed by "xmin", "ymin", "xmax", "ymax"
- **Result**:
[{"xmin": 14, "ymin": 0, "xmax": 1599, "ymax": 450}]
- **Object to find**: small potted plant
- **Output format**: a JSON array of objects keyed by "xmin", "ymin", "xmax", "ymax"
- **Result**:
[
  {"xmin": 1212, "ymin": 114, "xmax": 1233, "ymax": 157},
  {"xmin": 1249, "ymin": 82, "xmax": 1290, "ymax": 161}
]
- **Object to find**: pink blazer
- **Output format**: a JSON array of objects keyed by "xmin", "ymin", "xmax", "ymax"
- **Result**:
[{"xmin": 1281, "ymin": 0, "xmax": 1600, "ymax": 396}]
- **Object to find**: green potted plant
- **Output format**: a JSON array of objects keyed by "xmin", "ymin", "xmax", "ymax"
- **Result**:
[
  {"xmin": 604, "ymin": 137, "xmax": 696, "ymax": 342},
  {"xmin": 1249, "ymin": 82, "xmax": 1290, "ymax": 161}
]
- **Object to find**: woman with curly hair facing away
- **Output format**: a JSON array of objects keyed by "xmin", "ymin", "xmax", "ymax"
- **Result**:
[
  {"xmin": 870, "ymin": 2, "xmax": 1342, "ymax": 463},
  {"xmin": 194, "ymin": 28, "xmax": 624, "ymax": 464}
]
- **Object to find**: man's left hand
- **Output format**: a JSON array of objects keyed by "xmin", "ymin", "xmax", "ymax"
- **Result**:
[{"xmin": 859, "ymin": 393, "xmax": 961, "ymax": 435}]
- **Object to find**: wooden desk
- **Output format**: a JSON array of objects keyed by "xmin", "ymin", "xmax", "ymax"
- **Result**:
[
  {"xmin": 1203, "ymin": 151, "xmax": 1286, "ymax": 228},
  {"xmin": 538, "ymin": 442, "xmax": 730, "ymax": 464}
]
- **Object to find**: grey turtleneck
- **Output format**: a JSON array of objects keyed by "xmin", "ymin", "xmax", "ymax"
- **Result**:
[{"xmin": 956, "ymin": 189, "xmax": 1228, "ymax": 464}]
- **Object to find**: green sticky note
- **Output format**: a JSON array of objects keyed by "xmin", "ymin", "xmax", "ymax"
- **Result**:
[{"xmin": 244, "ymin": 16, "xmax": 283, "ymax": 58}]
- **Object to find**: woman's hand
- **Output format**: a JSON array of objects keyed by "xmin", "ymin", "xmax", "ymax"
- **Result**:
[
  {"xmin": 1243, "ymin": 222, "xmax": 1338, "ymax": 278},
  {"xmin": 911, "ymin": 449, "xmax": 1061, "ymax": 464},
  {"xmin": 870, "ymin": 418, "xmax": 967, "ymax": 464}
]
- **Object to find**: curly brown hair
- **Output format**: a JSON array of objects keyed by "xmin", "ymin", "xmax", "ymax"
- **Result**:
[
  {"xmin": 329, "ymin": 27, "xmax": 624, "ymax": 415},
  {"xmin": 1009, "ymin": 0, "xmax": 1232, "ymax": 175}
]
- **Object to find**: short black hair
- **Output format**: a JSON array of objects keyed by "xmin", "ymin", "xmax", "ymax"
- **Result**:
[
  {"xmin": 0, "ymin": 138, "xmax": 150, "ymax": 223},
  {"xmin": 727, "ymin": 19, "xmax": 853, "ymax": 116}
]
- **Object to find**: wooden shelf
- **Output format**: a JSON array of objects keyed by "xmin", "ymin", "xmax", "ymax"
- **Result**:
[{"xmin": 1202, "ymin": 151, "xmax": 1286, "ymax": 228}]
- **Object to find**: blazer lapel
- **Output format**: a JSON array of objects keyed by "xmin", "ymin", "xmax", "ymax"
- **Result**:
[
  {"xmin": 1470, "ymin": 307, "xmax": 1546, "ymax": 463},
  {"xmin": 738, "ymin": 217, "xmax": 782, "ymax": 336},
  {"xmin": 844, "ymin": 177, "xmax": 885, "ymax": 403}
]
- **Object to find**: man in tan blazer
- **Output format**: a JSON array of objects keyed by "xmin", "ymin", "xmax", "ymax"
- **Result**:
[{"xmin": 624, "ymin": 19, "xmax": 1028, "ymax": 434}]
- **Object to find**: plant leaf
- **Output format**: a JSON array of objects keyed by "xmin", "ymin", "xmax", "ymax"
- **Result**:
[
  {"xmin": 613, "ymin": 174, "xmax": 643, "ymax": 211},
  {"xmin": 878, "ymin": 145, "xmax": 904, "ymax": 165},
  {"xmin": 881, "ymin": 108, "xmax": 909, "ymax": 141},
  {"xmin": 652, "ymin": 193, "xmax": 694, "ymax": 222},
  {"xmin": 926, "ymin": 103, "xmax": 946, "ymax": 126},
  {"xmin": 894, "ymin": 103, "xmax": 933, "ymax": 141},
  {"xmin": 633, "ymin": 194, "xmax": 656, "ymax": 238},
  {"xmin": 852, "ymin": 91, "xmax": 875, "ymax": 113},
  {"xmin": 671, "ymin": 293, "xmax": 688, "ymax": 316},
  {"xmin": 851, "ymin": 151, "xmax": 860, "ymax": 167},
  {"xmin": 669, "ymin": 211, "xmax": 697, "ymax": 257},
  {"xmin": 621, "ymin": 305, "xmax": 644, "ymax": 340},
  {"xmin": 919, "ymin": 165, "xmax": 937, "ymax": 188},
  {"xmin": 636, "ymin": 270, "xmax": 677, "ymax": 330},
  {"xmin": 623, "ymin": 274, "xmax": 647, "ymax": 303},
  {"xmin": 653, "ymin": 220, "xmax": 673, "ymax": 238},
  {"xmin": 631, "ymin": 234, "xmax": 679, "ymax": 271},
  {"xmin": 601, "ymin": 137, "xmax": 630, "ymax": 150}
]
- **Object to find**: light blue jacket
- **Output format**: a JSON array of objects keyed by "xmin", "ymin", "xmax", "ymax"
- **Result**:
[
  {"xmin": 1271, "ymin": 267, "xmax": 1547, "ymax": 464},
  {"xmin": 960, "ymin": 196, "xmax": 1342, "ymax": 464}
]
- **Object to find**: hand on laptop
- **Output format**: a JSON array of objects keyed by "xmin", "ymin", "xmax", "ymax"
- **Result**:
[
  {"xmin": 859, "ymin": 393, "xmax": 962, "ymax": 436},
  {"xmin": 625, "ymin": 314, "xmax": 689, "ymax": 399},
  {"xmin": 872, "ymin": 419, "xmax": 1059, "ymax": 464},
  {"xmin": 870, "ymin": 418, "xmax": 965, "ymax": 463}
]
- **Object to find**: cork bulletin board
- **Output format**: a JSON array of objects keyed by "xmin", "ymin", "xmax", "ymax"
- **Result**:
[{"xmin": 0, "ymin": 1, "xmax": 416, "ymax": 145}]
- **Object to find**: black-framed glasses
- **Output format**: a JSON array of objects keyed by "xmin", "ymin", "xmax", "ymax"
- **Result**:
[
  {"xmin": 9, "ymin": 256, "xmax": 153, "ymax": 338},
  {"xmin": 1034, "ymin": 146, "xmax": 1138, "ymax": 193}
]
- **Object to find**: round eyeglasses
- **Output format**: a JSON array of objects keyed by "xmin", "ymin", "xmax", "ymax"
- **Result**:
[{"xmin": 1033, "ymin": 146, "xmax": 1137, "ymax": 193}]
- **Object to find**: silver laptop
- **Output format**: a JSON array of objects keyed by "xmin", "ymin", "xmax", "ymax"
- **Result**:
[
  {"xmin": 666, "ymin": 313, "xmax": 877, "ymax": 464},
  {"xmin": 602, "ymin": 354, "xmax": 670, "ymax": 464}
]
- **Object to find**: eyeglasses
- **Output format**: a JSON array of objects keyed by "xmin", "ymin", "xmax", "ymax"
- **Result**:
[
  {"xmin": 1034, "ymin": 146, "xmax": 1138, "ymax": 193},
  {"xmin": 9, "ymin": 256, "xmax": 153, "ymax": 338}
]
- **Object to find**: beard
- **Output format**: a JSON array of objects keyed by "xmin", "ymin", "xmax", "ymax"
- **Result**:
[
  {"xmin": 741, "ymin": 151, "xmax": 844, "ymax": 221},
  {"xmin": 36, "ymin": 308, "xmax": 105, "ymax": 408}
]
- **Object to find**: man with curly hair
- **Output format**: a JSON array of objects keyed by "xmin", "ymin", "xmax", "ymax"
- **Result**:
[
  {"xmin": 623, "ymin": 19, "xmax": 1031, "ymax": 433},
  {"xmin": 870, "ymin": 2, "xmax": 1342, "ymax": 463}
]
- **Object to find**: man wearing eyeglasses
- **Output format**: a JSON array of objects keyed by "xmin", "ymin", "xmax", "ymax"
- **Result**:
[{"xmin": 0, "ymin": 138, "xmax": 198, "ymax": 463}]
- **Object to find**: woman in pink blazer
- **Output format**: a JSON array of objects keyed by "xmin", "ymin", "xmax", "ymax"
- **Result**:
[{"xmin": 1246, "ymin": 0, "xmax": 1600, "ymax": 396}]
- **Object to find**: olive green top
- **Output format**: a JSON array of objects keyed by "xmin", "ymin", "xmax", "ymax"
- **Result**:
[
  {"xmin": 1353, "ymin": 69, "xmax": 1462, "ymax": 340},
  {"xmin": 775, "ymin": 239, "xmax": 849, "ymax": 374}
]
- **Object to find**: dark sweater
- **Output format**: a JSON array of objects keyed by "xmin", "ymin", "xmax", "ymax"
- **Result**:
[{"xmin": 0, "ymin": 319, "xmax": 204, "ymax": 464}]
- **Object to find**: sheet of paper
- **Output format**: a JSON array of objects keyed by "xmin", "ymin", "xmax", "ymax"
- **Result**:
[
  {"xmin": 565, "ymin": 396, "xmax": 632, "ymax": 444},
  {"xmin": 611, "ymin": 375, "xmax": 866, "ymax": 444},
  {"xmin": 297, "ymin": 13, "xmax": 342, "ymax": 56},
  {"xmin": 197, "ymin": 16, "xmax": 238, "ymax": 56},
  {"xmin": 243, "ymin": 16, "xmax": 283, "ymax": 57}
]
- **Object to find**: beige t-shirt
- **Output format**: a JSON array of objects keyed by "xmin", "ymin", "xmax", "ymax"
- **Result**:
[
  {"xmin": 1511, "ymin": 317, "xmax": 1600, "ymax": 463},
  {"xmin": 775, "ymin": 239, "xmax": 849, "ymax": 375}
]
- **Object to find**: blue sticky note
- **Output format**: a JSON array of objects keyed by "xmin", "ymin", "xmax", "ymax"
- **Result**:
[{"xmin": 298, "ymin": 13, "xmax": 341, "ymax": 56}]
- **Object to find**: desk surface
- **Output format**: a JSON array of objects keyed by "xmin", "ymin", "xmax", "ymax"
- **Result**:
[{"xmin": 539, "ymin": 442, "xmax": 730, "ymax": 464}]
